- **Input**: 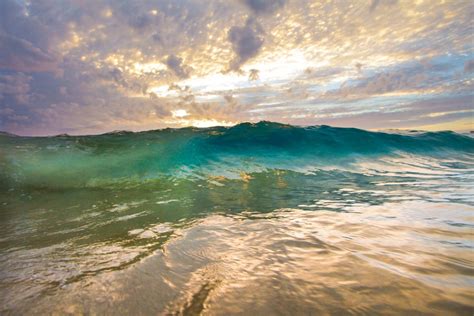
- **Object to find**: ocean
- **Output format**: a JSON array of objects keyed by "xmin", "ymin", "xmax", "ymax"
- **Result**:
[{"xmin": 1, "ymin": 121, "xmax": 473, "ymax": 314}]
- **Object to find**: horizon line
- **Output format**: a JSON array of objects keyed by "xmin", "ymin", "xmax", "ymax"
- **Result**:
[{"xmin": 1, "ymin": 121, "xmax": 472, "ymax": 138}]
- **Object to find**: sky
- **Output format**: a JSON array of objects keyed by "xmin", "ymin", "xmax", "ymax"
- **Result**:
[{"xmin": 0, "ymin": 0, "xmax": 473, "ymax": 136}]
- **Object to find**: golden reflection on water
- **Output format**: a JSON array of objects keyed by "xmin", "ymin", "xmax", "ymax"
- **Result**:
[
  {"xmin": 1, "ymin": 152, "xmax": 473, "ymax": 315},
  {"xmin": 22, "ymin": 201, "xmax": 473, "ymax": 315}
]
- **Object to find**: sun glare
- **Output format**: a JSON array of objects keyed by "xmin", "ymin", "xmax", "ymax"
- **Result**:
[{"xmin": 171, "ymin": 109, "xmax": 189, "ymax": 118}]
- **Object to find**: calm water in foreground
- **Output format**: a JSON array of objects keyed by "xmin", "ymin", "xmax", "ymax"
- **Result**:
[{"xmin": 0, "ymin": 122, "xmax": 473, "ymax": 315}]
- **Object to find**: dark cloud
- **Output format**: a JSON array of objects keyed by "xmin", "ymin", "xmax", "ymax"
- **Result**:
[
  {"xmin": 248, "ymin": 69, "xmax": 260, "ymax": 81},
  {"xmin": 0, "ymin": 0, "xmax": 60, "ymax": 73},
  {"xmin": 0, "ymin": 33, "xmax": 58, "ymax": 73},
  {"xmin": 166, "ymin": 55, "xmax": 191, "ymax": 79},
  {"xmin": 242, "ymin": 0, "xmax": 287, "ymax": 15},
  {"xmin": 228, "ymin": 18, "xmax": 264, "ymax": 71},
  {"xmin": 464, "ymin": 59, "xmax": 474, "ymax": 73},
  {"xmin": 370, "ymin": 0, "xmax": 398, "ymax": 12},
  {"xmin": 128, "ymin": 14, "xmax": 152, "ymax": 30},
  {"xmin": 113, "ymin": 1, "xmax": 152, "ymax": 30},
  {"xmin": 0, "ymin": 0, "xmax": 52, "ymax": 49},
  {"xmin": 106, "ymin": 68, "xmax": 131, "ymax": 89}
]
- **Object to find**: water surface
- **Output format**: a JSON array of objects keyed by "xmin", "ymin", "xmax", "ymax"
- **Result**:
[{"xmin": 1, "ymin": 122, "xmax": 473, "ymax": 314}]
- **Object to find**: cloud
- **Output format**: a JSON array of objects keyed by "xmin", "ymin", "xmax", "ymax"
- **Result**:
[
  {"xmin": 464, "ymin": 59, "xmax": 474, "ymax": 73},
  {"xmin": 228, "ymin": 18, "xmax": 264, "ymax": 71},
  {"xmin": 0, "ymin": 33, "xmax": 59, "ymax": 73},
  {"xmin": 0, "ymin": 0, "xmax": 64, "ymax": 74},
  {"xmin": 128, "ymin": 14, "xmax": 152, "ymax": 30},
  {"xmin": 242, "ymin": 0, "xmax": 287, "ymax": 15},
  {"xmin": 325, "ymin": 60, "xmax": 448, "ymax": 98},
  {"xmin": 316, "ymin": 95, "xmax": 474, "ymax": 130},
  {"xmin": 223, "ymin": 95, "xmax": 247, "ymax": 114},
  {"xmin": 248, "ymin": 69, "xmax": 260, "ymax": 81},
  {"xmin": 166, "ymin": 55, "xmax": 191, "ymax": 79},
  {"xmin": 351, "ymin": 70, "xmax": 426, "ymax": 94},
  {"xmin": 0, "ymin": 0, "xmax": 472, "ymax": 134},
  {"xmin": 369, "ymin": 0, "xmax": 398, "ymax": 12},
  {"xmin": 0, "ymin": 72, "xmax": 32, "ymax": 105}
]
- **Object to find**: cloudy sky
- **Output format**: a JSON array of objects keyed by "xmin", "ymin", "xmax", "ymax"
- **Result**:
[{"xmin": 0, "ymin": 0, "xmax": 472, "ymax": 135}]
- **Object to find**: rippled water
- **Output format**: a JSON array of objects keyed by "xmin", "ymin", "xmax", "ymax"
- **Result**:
[{"xmin": 0, "ymin": 123, "xmax": 473, "ymax": 315}]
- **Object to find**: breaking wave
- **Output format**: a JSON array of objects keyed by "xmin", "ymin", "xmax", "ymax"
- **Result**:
[{"xmin": 1, "ymin": 121, "xmax": 473, "ymax": 189}]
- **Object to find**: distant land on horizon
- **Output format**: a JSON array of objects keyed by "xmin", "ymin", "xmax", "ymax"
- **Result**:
[{"xmin": 1, "ymin": 121, "xmax": 473, "ymax": 138}]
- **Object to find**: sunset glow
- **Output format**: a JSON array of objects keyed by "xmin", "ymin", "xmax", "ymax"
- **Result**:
[{"xmin": 0, "ymin": 0, "xmax": 472, "ymax": 135}]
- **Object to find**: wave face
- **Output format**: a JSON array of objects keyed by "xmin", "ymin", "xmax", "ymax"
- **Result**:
[
  {"xmin": 1, "ymin": 121, "xmax": 473, "ymax": 189},
  {"xmin": 1, "ymin": 122, "xmax": 474, "ymax": 314}
]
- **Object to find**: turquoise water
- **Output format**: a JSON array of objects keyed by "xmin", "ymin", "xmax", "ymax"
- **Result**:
[{"xmin": 1, "ymin": 122, "xmax": 473, "ymax": 314}]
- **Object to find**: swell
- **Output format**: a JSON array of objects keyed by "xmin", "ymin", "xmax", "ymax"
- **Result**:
[{"xmin": 1, "ymin": 122, "xmax": 473, "ymax": 189}]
